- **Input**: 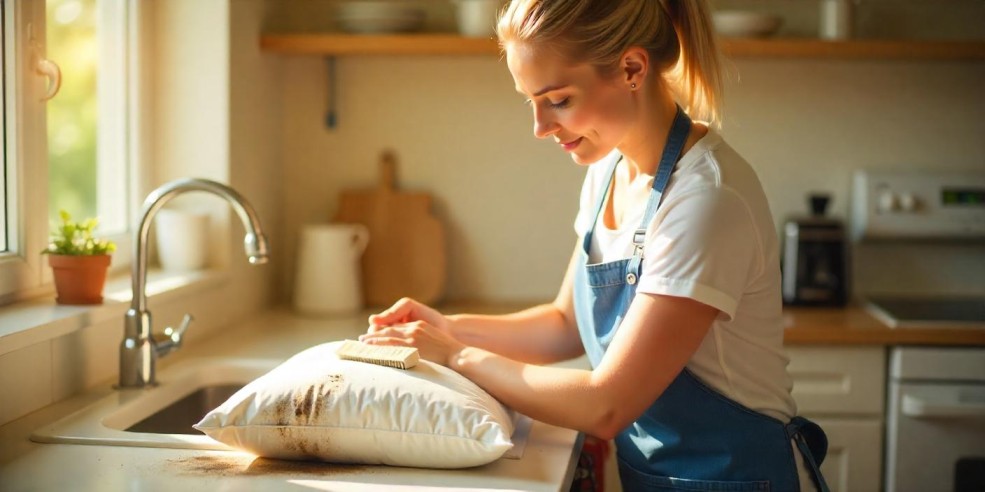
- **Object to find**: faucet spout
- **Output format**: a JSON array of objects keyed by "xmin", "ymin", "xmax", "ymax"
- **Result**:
[{"xmin": 119, "ymin": 178, "xmax": 269, "ymax": 388}]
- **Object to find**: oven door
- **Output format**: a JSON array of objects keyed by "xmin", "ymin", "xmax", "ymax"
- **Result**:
[{"xmin": 886, "ymin": 381, "xmax": 985, "ymax": 492}]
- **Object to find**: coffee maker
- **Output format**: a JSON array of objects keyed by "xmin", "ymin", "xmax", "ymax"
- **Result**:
[{"xmin": 781, "ymin": 194, "xmax": 849, "ymax": 306}]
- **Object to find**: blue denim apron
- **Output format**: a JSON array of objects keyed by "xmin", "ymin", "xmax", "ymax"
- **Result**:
[{"xmin": 572, "ymin": 107, "xmax": 830, "ymax": 492}]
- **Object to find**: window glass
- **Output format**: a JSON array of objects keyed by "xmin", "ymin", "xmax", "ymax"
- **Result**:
[
  {"xmin": 47, "ymin": 0, "xmax": 97, "ymax": 225},
  {"xmin": 46, "ymin": 0, "xmax": 127, "ymax": 235}
]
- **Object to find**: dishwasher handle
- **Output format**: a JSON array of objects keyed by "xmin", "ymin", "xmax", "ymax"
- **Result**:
[{"xmin": 901, "ymin": 385, "xmax": 985, "ymax": 419}]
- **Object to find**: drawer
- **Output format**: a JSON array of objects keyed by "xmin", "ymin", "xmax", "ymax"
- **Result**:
[
  {"xmin": 812, "ymin": 417, "xmax": 884, "ymax": 492},
  {"xmin": 787, "ymin": 346, "xmax": 886, "ymax": 416}
]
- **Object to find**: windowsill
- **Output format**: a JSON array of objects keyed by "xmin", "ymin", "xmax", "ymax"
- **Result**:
[{"xmin": 0, "ymin": 269, "xmax": 229, "ymax": 357}]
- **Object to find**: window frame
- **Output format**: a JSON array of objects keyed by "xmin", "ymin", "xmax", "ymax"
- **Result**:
[{"xmin": 0, "ymin": 0, "xmax": 48, "ymax": 303}]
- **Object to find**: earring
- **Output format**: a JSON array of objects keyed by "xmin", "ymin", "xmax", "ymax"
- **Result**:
[{"xmin": 631, "ymin": 83, "xmax": 637, "ymax": 90}]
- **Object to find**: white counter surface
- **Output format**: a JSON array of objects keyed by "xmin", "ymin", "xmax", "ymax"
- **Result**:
[{"xmin": 0, "ymin": 309, "xmax": 582, "ymax": 491}]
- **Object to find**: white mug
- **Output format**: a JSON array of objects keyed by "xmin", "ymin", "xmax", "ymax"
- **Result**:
[
  {"xmin": 155, "ymin": 208, "xmax": 210, "ymax": 272},
  {"xmin": 455, "ymin": 0, "xmax": 502, "ymax": 38},
  {"xmin": 293, "ymin": 223, "xmax": 370, "ymax": 316}
]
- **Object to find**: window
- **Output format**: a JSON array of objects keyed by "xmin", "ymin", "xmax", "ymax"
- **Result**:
[{"xmin": 0, "ymin": 0, "xmax": 138, "ymax": 302}]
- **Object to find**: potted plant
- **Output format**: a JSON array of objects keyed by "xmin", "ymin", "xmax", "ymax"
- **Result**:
[{"xmin": 41, "ymin": 210, "xmax": 117, "ymax": 305}]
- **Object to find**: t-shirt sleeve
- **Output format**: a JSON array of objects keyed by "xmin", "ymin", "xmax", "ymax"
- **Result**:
[{"xmin": 636, "ymin": 186, "xmax": 763, "ymax": 320}]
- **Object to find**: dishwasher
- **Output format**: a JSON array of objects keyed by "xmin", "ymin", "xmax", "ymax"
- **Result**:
[{"xmin": 885, "ymin": 347, "xmax": 985, "ymax": 492}]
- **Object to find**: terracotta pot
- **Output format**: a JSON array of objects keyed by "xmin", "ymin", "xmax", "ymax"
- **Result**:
[{"xmin": 48, "ymin": 254, "xmax": 112, "ymax": 305}]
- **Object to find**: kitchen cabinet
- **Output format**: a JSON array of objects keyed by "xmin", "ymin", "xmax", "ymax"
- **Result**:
[
  {"xmin": 787, "ymin": 346, "xmax": 887, "ymax": 492},
  {"xmin": 259, "ymin": 33, "xmax": 985, "ymax": 60}
]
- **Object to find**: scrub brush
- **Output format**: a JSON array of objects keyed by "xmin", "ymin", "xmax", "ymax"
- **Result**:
[{"xmin": 335, "ymin": 340, "xmax": 420, "ymax": 369}]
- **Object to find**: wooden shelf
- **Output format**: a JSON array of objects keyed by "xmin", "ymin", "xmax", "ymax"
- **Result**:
[
  {"xmin": 260, "ymin": 33, "xmax": 985, "ymax": 60},
  {"xmin": 260, "ymin": 34, "xmax": 500, "ymax": 56},
  {"xmin": 724, "ymin": 38, "xmax": 985, "ymax": 60}
]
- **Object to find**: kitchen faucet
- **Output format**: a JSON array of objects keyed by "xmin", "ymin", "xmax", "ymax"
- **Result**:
[{"xmin": 119, "ymin": 178, "xmax": 269, "ymax": 388}]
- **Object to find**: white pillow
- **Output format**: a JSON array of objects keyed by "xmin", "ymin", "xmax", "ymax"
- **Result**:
[{"xmin": 194, "ymin": 341, "xmax": 514, "ymax": 468}]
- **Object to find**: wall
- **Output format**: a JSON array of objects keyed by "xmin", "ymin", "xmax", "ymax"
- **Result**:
[
  {"xmin": 271, "ymin": 3, "xmax": 985, "ymax": 305},
  {"xmin": 146, "ymin": 0, "xmax": 282, "ymax": 350}
]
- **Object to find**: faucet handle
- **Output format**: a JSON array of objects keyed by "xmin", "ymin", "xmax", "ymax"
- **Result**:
[{"xmin": 155, "ymin": 314, "xmax": 193, "ymax": 357}]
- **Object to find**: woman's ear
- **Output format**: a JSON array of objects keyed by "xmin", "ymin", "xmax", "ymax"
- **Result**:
[{"xmin": 621, "ymin": 46, "xmax": 649, "ymax": 90}]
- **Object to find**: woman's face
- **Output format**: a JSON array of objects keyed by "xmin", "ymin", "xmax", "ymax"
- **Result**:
[{"xmin": 506, "ymin": 42, "xmax": 635, "ymax": 166}]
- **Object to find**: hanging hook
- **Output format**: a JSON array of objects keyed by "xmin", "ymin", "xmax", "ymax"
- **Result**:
[
  {"xmin": 28, "ymin": 21, "xmax": 62, "ymax": 102},
  {"xmin": 325, "ymin": 57, "xmax": 337, "ymax": 129},
  {"xmin": 36, "ymin": 58, "xmax": 62, "ymax": 102}
]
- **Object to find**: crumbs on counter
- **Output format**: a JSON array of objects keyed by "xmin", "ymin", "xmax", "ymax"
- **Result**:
[{"xmin": 167, "ymin": 455, "xmax": 375, "ymax": 477}]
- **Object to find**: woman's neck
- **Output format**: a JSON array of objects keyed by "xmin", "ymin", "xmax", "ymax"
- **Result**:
[{"xmin": 617, "ymin": 86, "xmax": 696, "ymax": 180}]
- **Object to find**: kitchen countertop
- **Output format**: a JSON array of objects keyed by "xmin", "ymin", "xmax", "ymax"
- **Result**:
[
  {"xmin": 0, "ymin": 309, "xmax": 582, "ymax": 492},
  {"xmin": 436, "ymin": 301, "xmax": 985, "ymax": 346},
  {"xmin": 782, "ymin": 305, "xmax": 985, "ymax": 346},
  {"xmin": 2, "ymin": 302, "xmax": 981, "ymax": 491}
]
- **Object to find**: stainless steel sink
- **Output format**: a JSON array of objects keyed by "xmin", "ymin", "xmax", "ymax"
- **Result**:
[
  {"xmin": 31, "ymin": 357, "xmax": 280, "ymax": 449},
  {"xmin": 124, "ymin": 384, "xmax": 243, "ymax": 435}
]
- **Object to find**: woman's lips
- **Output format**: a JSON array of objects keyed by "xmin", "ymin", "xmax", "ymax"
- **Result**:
[{"xmin": 560, "ymin": 137, "xmax": 583, "ymax": 152}]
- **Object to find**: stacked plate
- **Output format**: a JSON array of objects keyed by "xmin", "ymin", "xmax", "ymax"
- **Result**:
[{"xmin": 336, "ymin": 1, "xmax": 426, "ymax": 34}]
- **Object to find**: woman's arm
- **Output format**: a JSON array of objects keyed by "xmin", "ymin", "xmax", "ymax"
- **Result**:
[
  {"xmin": 445, "ymin": 243, "xmax": 583, "ymax": 364},
  {"xmin": 368, "ymin": 242, "xmax": 585, "ymax": 365},
  {"xmin": 450, "ymin": 293, "xmax": 718, "ymax": 439},
  {"xmin": 365, "ymin": 289, "xmax": 719, "ymax": 440}
]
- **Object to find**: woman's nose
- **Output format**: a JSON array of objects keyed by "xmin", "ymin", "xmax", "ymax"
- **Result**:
[{"xmin": 533, "ymin": 107, "xmax": 559, "ymax": 139}]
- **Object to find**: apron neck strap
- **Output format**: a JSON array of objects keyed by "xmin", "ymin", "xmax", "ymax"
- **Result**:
[{"xmin": 631, "ymin": 105, "xmax": 692, "ymax": 252}]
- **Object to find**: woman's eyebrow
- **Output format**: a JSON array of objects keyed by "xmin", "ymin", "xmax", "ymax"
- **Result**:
[{"xmin": 515, "ymin": 84, "xmax": 570, "ymax": 97}]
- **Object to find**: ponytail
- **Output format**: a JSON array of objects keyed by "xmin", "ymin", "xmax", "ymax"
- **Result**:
[{"xmin": 662, "ymin": 0, "xmax": 723, "ymax": 125}]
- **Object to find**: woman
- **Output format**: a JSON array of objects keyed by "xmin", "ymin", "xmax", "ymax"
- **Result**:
[{"xmin": 360, "ymin": 1, "xmax": 829, "ymax": 490}]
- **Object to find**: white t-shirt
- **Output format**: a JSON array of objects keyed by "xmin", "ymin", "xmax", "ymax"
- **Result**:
[
  {"xmin": 574, "ymin": 129, "xmax": 797, "ymax": 422},
  {"xmin": 574, "ymin": 130, "xmax": 814, "ymax": 490}
]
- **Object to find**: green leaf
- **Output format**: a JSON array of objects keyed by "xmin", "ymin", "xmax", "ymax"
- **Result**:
[{"xmin": 45, "ymin": 211, "xmax": 116, "ymax": 256}]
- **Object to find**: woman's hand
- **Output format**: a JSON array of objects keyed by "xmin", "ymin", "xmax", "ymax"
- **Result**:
[
  {"xmin": 367, "ymin": 297, "xmax": 450, "ymax": 334},
  {"xmin": 359, "ymin": 320, "xmax": 466, "ymax": 367},
  {"xmin": 362, "ymin": 298, "xmax": 463, "ymax": 366}
]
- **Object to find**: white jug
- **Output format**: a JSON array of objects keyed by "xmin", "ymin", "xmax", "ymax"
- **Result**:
[{"xmin": 293, "ymin": 223, "xmax": 370, "ymax": 315}]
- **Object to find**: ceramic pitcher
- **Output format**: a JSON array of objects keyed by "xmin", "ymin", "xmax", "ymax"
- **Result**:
[{"xmin": 293, "ymin": 223, "xmax": 370, "ymax": 315}]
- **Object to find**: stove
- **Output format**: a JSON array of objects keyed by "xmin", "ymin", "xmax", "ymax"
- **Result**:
[
  {"xmin": 853, "ymin": 169, "xmax": 985, "ymax": 492},
  {"xmin": 865, "ymin": 296, "xmax": 985, "ymax": 328}
]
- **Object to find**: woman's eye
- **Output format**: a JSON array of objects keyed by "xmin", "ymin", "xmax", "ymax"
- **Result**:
[{"xmin": 549, "ymin": 98, "xmax": 570, "ymax": 109}]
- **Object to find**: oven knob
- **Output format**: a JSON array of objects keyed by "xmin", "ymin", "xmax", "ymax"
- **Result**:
[
  {"xmin": 899, "ymin": 192, "xmax": 918, "ymax": 212},
  {"xmin": 877, "ymin": 191, "xmax": 898, "ymax": 213}
]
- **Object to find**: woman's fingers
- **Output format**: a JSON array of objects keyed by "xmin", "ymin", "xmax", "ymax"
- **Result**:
[
  {"xmin": 359, "ymin": 335, "xmax": 412, "ymax": 347},
  {"xmin": 367, "ymin": 298, "xmax": 418, "ymax": 327},
  {"xmin": 360, "ymin": 324, "xmax": 413, "ymax": 341}
]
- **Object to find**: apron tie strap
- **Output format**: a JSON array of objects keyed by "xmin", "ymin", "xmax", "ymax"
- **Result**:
[{"xmin": 786, "ymin": 416, "xmax": 831, "ymax": 492}]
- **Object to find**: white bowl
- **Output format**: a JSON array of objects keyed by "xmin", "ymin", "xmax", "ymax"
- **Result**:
[
  {"xmin": 336, "ymin": 2, "xmax": 426, "ymax": 34},
  {"xmin": 712, "ymin": 11, "xmax": 782, "ymax": 38}
]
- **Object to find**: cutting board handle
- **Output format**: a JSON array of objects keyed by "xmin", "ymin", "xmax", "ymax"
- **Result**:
[{"xmin": 380, "ymin": 150, "xmax": 397, "ymax": 192}]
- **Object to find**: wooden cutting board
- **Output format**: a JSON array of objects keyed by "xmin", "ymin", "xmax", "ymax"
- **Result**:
[{"xmin": 334, "ymin": 151, "xmax": 447, "ymax": 308}]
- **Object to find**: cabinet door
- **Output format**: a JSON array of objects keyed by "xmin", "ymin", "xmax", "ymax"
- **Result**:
[
  {"xmin": 787, "ymin": 346, "xmax": 886, "ymax": 416},
  {"xmin": 812, "ymin": 417, "xmax": 883, "ymax": 492}
]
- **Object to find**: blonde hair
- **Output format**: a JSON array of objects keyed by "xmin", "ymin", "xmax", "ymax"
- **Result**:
[{"xmin": 496, "ymin": 0, "xmax": 723, "ymax": 125}]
